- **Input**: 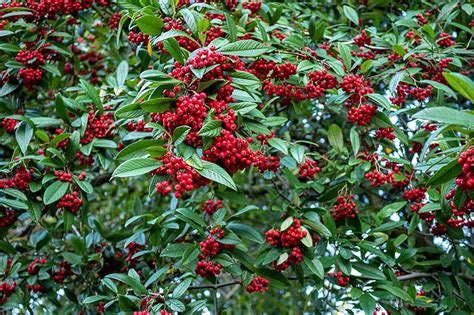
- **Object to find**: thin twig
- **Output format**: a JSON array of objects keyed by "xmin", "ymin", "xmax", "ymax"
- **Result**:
[{"xmin": 188, "ymin": 279, "xmax": 242, "ymax": 290}]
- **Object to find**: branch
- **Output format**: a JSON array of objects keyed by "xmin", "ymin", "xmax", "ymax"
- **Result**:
[
  {"xmin": 91, "ymin": 173, "xmax": 112, "ymax": 186},
  {"xmin": 188, "ymin": 280, "xmax": 241, "ymax": 290},
  {"xmin": 397, "ymin": 272, "xmax": 432, "ymax": 281},
  {"xmin": 398, "ymin": 272, "xmax": 474, "ymax": 282}
]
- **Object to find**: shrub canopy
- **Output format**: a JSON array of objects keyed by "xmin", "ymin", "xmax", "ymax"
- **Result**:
[{"xmin": 0, "ymin": 0, "xmax": 473, "ymax": 314}]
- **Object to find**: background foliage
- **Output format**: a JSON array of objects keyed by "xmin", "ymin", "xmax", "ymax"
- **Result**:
[{"xmin": 0, "ymin": 0, "xmax": 473, "ymax": 314}]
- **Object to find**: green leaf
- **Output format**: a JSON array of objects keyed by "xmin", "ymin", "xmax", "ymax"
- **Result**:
[
  {"xmin": 427, "ymin": 159, "xmax": 461, "ymax": 185},
  {"xmin": 166, "ymin": 299, "xmax": 185, "ymax": 312},
  {"xmin": 172, "ymin": 126, "xmax": 191, "ymax": 145},
  {"xmin": 196, "ymin": 160, "xmax": 237, "ymax": 191},
  {"xmin": 303, "ymin": 257, "xmax": 324, "ymax": 279},
  {"xmin": 353, "ymin": 263, "xmax": 386, "ymax": 280},
  {"xmin": 368, "ymin": 93, "xmax": 393, "ymax": 110},
  {"xmin": 43, "ymin": 181, "xmax": 69, "ymax": 205},
  {"xmin": 343, "ymin": 5, "xmax": 359, "ymax": 25},
  {"xmin": 153, "ymin": 29, "xmax": 195, "ymax": 45},
  {"xmin": 227, "ymin": 223, "xmax": 264, "ymax": 244},
  {"xmin": 116, "ymin": 60, "xmax": 128, "ymax": 88},
  {"xmin": 106, "ymin": 273, "xmax": 148, "ymax": 295},
  {"xmin": 389, "ymin": 72, "xmax": 405, "ymax": 93},
  {"xmin": 377, "ymin": 201, "xmax": 407, "ymax": 219},
  {"xmin": 360, "ymin": 293, "xmax": 376, "ymax": 314},
  {"xmin": 267, "ymin": 138, "xmax": 288, "ymax": 155},
  {"xmin": 0, "ymin": 198, "xmax": 28, "ymax": 210},
  {"xmin": 217, "ymin": 40, "xmax": 271, "ymax": 57},
  {"xmin": 413, "ymin": 107, "xmax": 474, "ymax": 128},
  {"xmin": 136, "ymin": 15, "xmax": 163, "ymax": 36},
  {"xmin": 112, "ymin": 158, "xmax": 163, "ymax": 178},
  {"xmin": 198, "ymin": 120, "xmax": 221, "ymax": 137},
  {"xmin": 74, "ymin": 177, "xmax": 93, "ymax": 194},
  {"xmin": 80, "ymin": 79, "xmax": 102, "ymax": 111},
  {"xmin": 392, "ymin": 45, "xmax": 406, "ymax": 57},
  {"xmin": 161, "ymin": 243, "xmax": 193, "ymax": 258},
  {"xmin": 419, "ymin": 203, "xmax": 441, "ymax": 213},
  {"xmin": 176, "ymin": 208, "xmax": 206, "ymax": 227},
  {"xmin": 140, "ymin": 98, "xmax": 174, "ymax": 113},
  {"xmin": 15, "ymin": 122, "xmax": 33, "ymax": 155},
  {"xmin": 116, "ymin": 140, "xmax": 160, "ymax": 161},
  {"xmin": 256, "ymin": 268, "xmax": 290, "ymax": 289},
  {"xmin": 225, "ymin": 12, "xmax": 236, "ymax": 42},
  {"xmin": 377, "ymin": 284, "xmax": 413, "ymax": 301},
  {"xmin": 163, "ymin": 38, "xmax": 185, "ymax": 65},
  {"xmin": 328, "ymin": 124, "xmax": 343, "ymax": 154},
  {"xmin": 443, "ymin": 72, "xmax": 474, "ymax": 102},
  {"xmin": 349, "ymin": 128, "xmax": 360, "ymax": 157},
  {"xmin": 83, "ymin": 295, "xmax": 110, "ymax": 304},
  {"xmin": 172, "ymin": 278, "xmax": 192, "ymax": 299},
  {"xmin": 420, "ymin": 80, "xmax": 457, "ymax": 100},
  {"xmin": 308, "ymin": 18, "xmax": 326, "ymax": 43},
  {"xmin": 144, "ymin": 266, "xmax": 168, "ymax": 288},
  {"xmin": 338, "ymin": 43, "xmax": 351, "ymax": 70},
  {"xmin": 55, "ymin": 94, "xmax": 70, "ymax": 123},
  {"xmin": 280, "ymin": 216, "xmax": 294, "ymax": 231},
  {"xmin": 290, "ymin": 145, "xmax": 305, "ymax": 163}
]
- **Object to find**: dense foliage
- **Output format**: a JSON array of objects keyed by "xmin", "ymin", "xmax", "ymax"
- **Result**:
[{"xmin": 0, "ymin": 0, "xmax": 473, "ymax": 314}]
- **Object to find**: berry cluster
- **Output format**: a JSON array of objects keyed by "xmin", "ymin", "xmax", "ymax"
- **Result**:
[
  {"xmin": 375, "ymin": 127, "xmax": 395, "ymax": 140},
  {"xmin": 128, "ymin": 31, "xmax": 149, "ymax": 45},
  {"xmin": 0, "ymin": 167, "xmax": 33, "ymax": 191},
  {"xmin": 19, "ymin": 68, "xmax": 43, "ymax": 88},
  {"xmin": 456, "ymin": 147, "xmax": 474, "ymax": 192},
  {"xmin": 0, "ymin": 118, "xmax": 17, "ymax": 133},
  {"xmin": 298, "ymin": 159, "xmax": 321, "ymax": 179},
  {"xmin": 328, "ymin": 271, "xmax": 350, "ymax": 286},
  {"xmin": 158, "ymin": 17, "xmax": 199, "ymax": 52},
  {"xmin": 195, "ymin": 261, "xmax": 222, "ymax": 278},
  {"xmin": 52, "ymin": 261, "xmax": 72, "ymax": 284},
  {"xmin": 330, "ymin": 195, "xmax": 358, "ymax": 221},
  {"xmin": 365, "ymin": 170, "xmax": 391, "ymax": 187},
  {"xmin": 253, "ymin": 151, "xmax": 280, "ymax": 173},
  {"xmin": 170, "ymin": 47, "xmax": 242, "ymax": 87},
  {"xmin": 109, "ymin": 12, "xmax": 121, "ymax": 29},
  {"xmin": 265, "ymin": 218, "xmax": 307, "ymax": 271},
  {"xmin": 27, "ymin": 258, "xmax": 47, "ymax": 275},
  {"xmin": 437, "ymin": 33, "xmax": 455, "ymax": 48},
  {"xmin": 0, "ymin": 206, "xmax": 17, "ymax": 228},
  {"xmin": 16, "ymin": 50, "xmax": 45, "ymax": 67},
  {"xmin": 403, "ymin": 188, "xmax": 426, "ymax": 202},
  {"xmin": 154, "ymin": 153, "xmax": 209, "ymax": 198},
  {"xmin": 307, "ymin": 70, "xmax": 338, "ymax": 89},
  {"xmin": 415, "ymin": 13, "xmax": 429, "ymax": 25},
  {"xmin": 26, "ymin": 283, "xmax": 44, "ymax": 293},
  {"xmin": 201, "ymin": 199, "xmax": 223, "ymax": 215},
  {"xmin": 57, "ymin": 192, "xmax": 83, "ymax": 213},
  {"xmin": 410, "ymin": 202, "xmax": 434, "ymax": 222},
  {"xmin": 0, "ymin": 281, "xmax": 16, "ymax": 305},
  {"xmin": 353, "ymin": 30, "xmax": 371, "ymax": 46},
  {"xmin": 125, "ymin": 242, "xmax": 144, "ymax": 267},
  {"xmin": 81, "ymin": 110, "xmax": 115, "ymax": 145},
  {"xmin": 54, "ymin": 171, "xmax": 73, "ymax": 182},
  {"xmin": 246, "ymin": 276, "xmax": 269, "ymax": 293},
  {"xmin": 340, "ymin": 75, "xmax": 374, "ymax": 105},
  {"xmin": 242, "ymin": 1, "xmax": 262, "ymax": 14},
  {"xmin": 125, "ymin": 120, "xmax": 152, "ymax": 132},
  {"xmin": 347, "ymin": 104, "xmax": 377, "ymax": 126},
  {"xmin": 153, "ymin": 93, "xmax": 207, "ymax": 147},
  {"xmin": 203, "ymin": 130, "xmax": 256, "ymax": 174}
]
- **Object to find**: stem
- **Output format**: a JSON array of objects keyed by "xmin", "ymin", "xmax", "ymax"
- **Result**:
[
  {"xmin": 188, "ymin": 279, "xmax": 241, "ymax": 290},
  {"xmin": 213, "ymin": 288, "xmax": 218, "ymax": 315}
]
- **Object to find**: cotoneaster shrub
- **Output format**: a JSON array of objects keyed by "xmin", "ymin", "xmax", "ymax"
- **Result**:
[{"xmin": 0, "ymin": 0, "xmax": 473, "ymax": 314}]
